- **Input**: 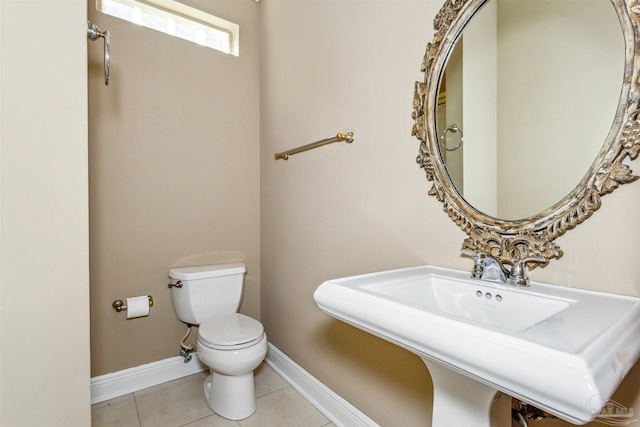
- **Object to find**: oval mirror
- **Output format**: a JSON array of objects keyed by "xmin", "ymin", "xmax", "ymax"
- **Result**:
[
  {"xmin": 412, "ymin": 0, "xmax": 640, "ymax": 266},
  {"xmin": 437, "ymin": 0, "xmax": 624, "ymax": 220}
]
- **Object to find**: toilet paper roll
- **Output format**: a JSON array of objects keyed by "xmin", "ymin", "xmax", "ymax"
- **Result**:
[{"xmin": 126, "ymin": 295, "xmax": 150, "ymax": 319}]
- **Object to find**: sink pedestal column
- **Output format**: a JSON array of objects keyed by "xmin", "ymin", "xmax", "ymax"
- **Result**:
[{"xmin": 423, "ymin": 359, "xmax": 511, "ymax": 427}]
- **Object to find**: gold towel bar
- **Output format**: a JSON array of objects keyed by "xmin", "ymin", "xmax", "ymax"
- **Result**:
[{"xmin": 275, "ymin": 132, "xmax": 355, "ymax": 160}]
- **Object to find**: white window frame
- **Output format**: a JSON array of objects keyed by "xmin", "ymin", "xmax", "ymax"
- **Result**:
[{"xmin": 96, "ymin": 0, "xmax": 240, "ymax": 56}]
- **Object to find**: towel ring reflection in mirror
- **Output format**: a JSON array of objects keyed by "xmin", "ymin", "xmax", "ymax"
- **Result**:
[{"xmin": 439, "ymin": 124, "xmax": 463, "ymax": 152}]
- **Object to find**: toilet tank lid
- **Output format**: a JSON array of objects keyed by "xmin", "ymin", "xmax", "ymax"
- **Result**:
[{"xmin": 169, "ymin": 262, "xmax": 246, "ymax": 280}]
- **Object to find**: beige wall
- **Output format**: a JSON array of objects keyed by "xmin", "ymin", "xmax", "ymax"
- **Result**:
[
  {"xmin": 261, "ymin": 1, "xmax": 455, "ymax": 425},
  {"xmin": 88, "ymin": 0, "xmax": 261, "ymax": 375},
  {"xmin": 261, "ymin": 1, "xmax": 640, "ymax": 426},
  {"xmin": 0, "ymin": 0, "xmax": 91, "ymax": 425}
]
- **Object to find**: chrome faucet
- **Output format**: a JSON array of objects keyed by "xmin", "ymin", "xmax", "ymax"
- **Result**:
[
  {"xmin": 461, "ymin": 249, "xmax": 510, "ymax": 283},
  {"xmin": 461, "ymin": 249, "xmax": 546, "ymax": 287}
]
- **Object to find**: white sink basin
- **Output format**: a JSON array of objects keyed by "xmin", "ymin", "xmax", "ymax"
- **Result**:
[
  {"xmin": 314, "ymin": 265, "xmax": 640, "ymax": 425},
  {"xmin": 362, "ymin": 274, "xmax": 574, "ymax": 333}
]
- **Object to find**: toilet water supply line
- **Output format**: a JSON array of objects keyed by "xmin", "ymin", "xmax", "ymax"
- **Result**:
[
  {"xmin": 180, "ymin": 325, "xmax": 194, "ymax": 363},
  {"xmin": 168, "ymin": 279, "xmax": 194, "ymax": 362}
]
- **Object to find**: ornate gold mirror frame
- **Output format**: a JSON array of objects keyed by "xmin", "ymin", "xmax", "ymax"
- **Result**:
[{"xmin": 412, "ymin": 0, "xmax": 640, "ymax": 267}]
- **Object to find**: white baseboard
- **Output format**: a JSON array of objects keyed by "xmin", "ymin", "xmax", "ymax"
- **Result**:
[
  {"xmin": 90, "ymin": 343, "xmax": 378, "ymax": 427},
  {"xmin": 265, "ymin": 343, "xmax": 379, "ymax": 427},
  {"xmin": 90, "ymin": 354, "xmax": 207, "ymax": 404}
]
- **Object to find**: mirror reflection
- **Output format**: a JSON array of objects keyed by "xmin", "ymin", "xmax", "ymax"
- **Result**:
[{"xmin": 437, "ymin": 0, "xmax": 624, "ymax": 220}]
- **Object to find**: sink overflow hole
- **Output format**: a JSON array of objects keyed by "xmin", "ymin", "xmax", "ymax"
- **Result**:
[{"xmin": 476, "ymin": 290, "xmax": 502, "ymax": 302}]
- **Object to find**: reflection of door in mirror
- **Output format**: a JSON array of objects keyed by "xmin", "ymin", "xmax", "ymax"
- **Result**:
[
  {"xmin": 440, "ymin": 42, "xmax": 465, "ymax": 196},
  {"xmin": 439, "ymin": 0, "xmax": 623, "ymax": 220}
]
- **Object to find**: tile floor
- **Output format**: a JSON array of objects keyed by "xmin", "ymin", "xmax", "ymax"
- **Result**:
[{"xmin": 91, "ymin": 363, "xmax": 336, "ymax": 427}]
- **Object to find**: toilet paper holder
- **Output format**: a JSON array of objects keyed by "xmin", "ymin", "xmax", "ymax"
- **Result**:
[{"xmin": 112, "ymin": 296, "xmax": 154, "ymax": 312}]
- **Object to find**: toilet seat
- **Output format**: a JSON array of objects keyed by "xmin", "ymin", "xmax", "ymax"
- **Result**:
[{"xmin": 199, "ymin": 313, "xmax": 264, "ymax": 350}]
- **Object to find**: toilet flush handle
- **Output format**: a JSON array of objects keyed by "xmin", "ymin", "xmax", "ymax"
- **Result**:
[{"xmin": 168, "ymin": 280, "xmax": 183, "ymax": 288}]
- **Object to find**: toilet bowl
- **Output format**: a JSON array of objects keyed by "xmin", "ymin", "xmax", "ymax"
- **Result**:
[
  {"xmin": 196, "ymin": 313, "xmax": 267, "ymax": 419},
  {"xmin": 168, "ymin": 263, "xmax": 267, "ymax": 420}
]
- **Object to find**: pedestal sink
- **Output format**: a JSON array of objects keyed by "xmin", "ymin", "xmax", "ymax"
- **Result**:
[{"xmin": 314, "ymin": 265, "xmax": 640, "ymax": 426}]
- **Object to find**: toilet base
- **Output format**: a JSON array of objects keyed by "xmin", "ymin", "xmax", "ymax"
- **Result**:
[{"xmin": 204, "ymin": 370, "xmax": 256, "ymax": 420}]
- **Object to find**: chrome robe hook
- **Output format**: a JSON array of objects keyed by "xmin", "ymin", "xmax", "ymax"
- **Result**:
[{"xmin": 87, "ymin": 21, "xmax": 111, "ymax": 85}]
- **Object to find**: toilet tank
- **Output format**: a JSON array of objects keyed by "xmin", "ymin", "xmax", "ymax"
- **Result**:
[{"xmin": 169, "ymin": 263, "xmax": 246, "ymax": 325}]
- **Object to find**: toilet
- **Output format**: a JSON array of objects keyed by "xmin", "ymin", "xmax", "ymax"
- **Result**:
[{"xmin": 168, "ymin": 263, "xmax": 267, "ymax": 420}]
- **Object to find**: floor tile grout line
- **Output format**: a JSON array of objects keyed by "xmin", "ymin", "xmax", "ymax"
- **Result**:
[
  {"xmin": 176, "ymin": 413, "xmax": 235, "ymax": 427},
  {"xmin": 257, "ymin": 383, "xmax": 291, "ymax": 399},
  {"xmin": 133, "ymin": 392, "xmax": 143, "ymax": 427}
]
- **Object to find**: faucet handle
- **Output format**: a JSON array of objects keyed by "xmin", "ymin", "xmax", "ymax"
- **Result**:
[
  {"xmin": 508, "ymin": 256, "xmax": 547, "ymax": 287},
  {"xmin": 461, "ymin": 248, "xmax": 483, "ymax": 279},
  {"xmin": 460, "ymin": 248, "xmax": 478, "ymax": 258}
]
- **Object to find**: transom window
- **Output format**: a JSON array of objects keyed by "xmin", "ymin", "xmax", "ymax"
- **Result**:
[{"xmin": 97, "ymin": 0, "xmax": 240, "ymax": 56}]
